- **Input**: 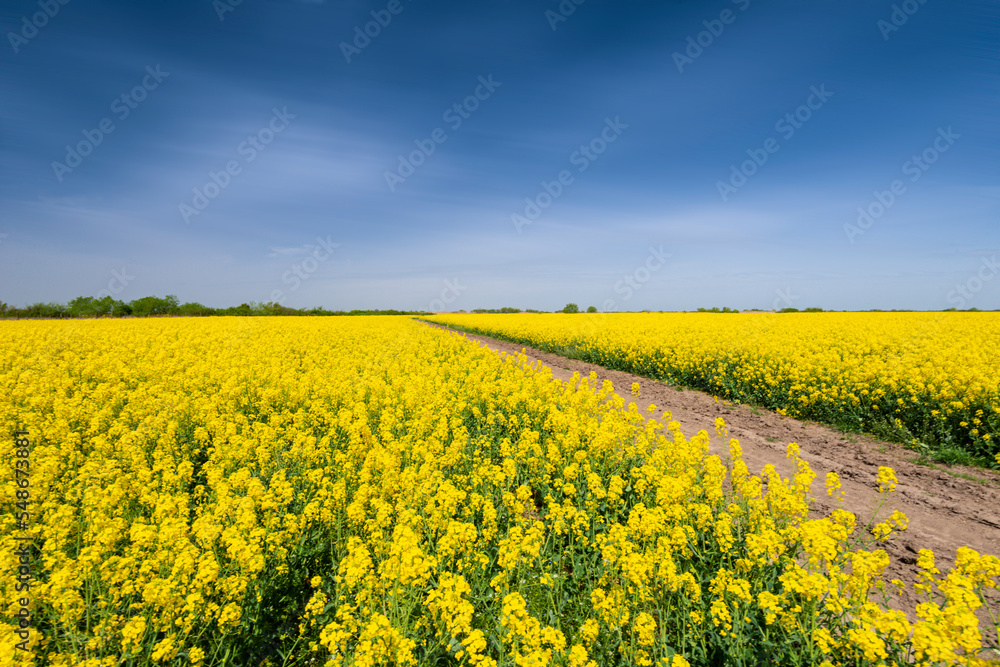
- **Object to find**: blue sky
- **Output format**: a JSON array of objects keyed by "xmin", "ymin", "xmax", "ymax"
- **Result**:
[{"xmin": 1, "ymin": 0, "xmax": 998, "ymax": 312}]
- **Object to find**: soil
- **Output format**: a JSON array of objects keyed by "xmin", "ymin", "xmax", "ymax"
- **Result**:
[{"xmin": 423, "ymin": 322, "xmax": 1000, "ymax": 644}]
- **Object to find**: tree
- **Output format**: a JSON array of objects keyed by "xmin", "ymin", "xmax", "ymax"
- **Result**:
[
  {"xmin": 128, "ymin": 295, "xmax": 180, "ymax": 317},
  {"xmin": 586, "ymin": 306, "xmax": 597, "ymax": 313},
  {"xmin": 67, "ymin": 296, "xmax": 99, "ymax": 318},
  {"xmin": 23, "ymin": 302, "xmax": 67, "ymax": 318},
  {"xmin": 177, "ymin": 302, "xmax": 216, "ymax": 317},
  {"xmin": 66, "ymin": 295, "xmax": 116, "ymax": 317},
  {"xmin": 562, "ymin": 303, "xmax": 579, "ymax": 313}
]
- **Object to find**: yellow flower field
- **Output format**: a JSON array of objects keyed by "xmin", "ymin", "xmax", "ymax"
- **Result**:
[
  {"xmin": 425, "ymin": 312, "xmax": 1000, "ymax": 466},
  {"xmin": 1, "ymin": 317, "xmax": 997, "ymax": 666}
]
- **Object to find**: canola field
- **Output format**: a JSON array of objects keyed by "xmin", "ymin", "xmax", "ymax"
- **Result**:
[
  {"xmin": 424, "ymin": 312, "xmax": 1000, "ymax": 466},
  {"xmin": 1, "ymin": 317, "xmax": 998, "ymax": 667}
]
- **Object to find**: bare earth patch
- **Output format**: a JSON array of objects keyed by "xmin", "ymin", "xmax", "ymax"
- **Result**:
[{"xmin": 423, "ymin": 322, "xmax": 1000, "ymax": 632}]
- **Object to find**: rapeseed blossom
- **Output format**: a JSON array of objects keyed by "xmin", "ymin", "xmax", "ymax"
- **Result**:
[
  {"xmin": 427, "ymin": 311, "xmax": 1000, "ymax": 465},
  {"xmin": 0, "ymin": 317, "xmax": 996, "ymax": 666}
]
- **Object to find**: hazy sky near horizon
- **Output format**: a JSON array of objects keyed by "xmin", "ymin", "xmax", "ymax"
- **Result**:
[{"xmin": 2, "ymin": 0, "xmax": 998, "ymax": 312}]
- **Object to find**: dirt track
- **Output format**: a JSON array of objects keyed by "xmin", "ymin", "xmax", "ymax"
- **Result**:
[{"xmin": 423, "ymin": 322, "xmax": 1000, "ymax": 626}]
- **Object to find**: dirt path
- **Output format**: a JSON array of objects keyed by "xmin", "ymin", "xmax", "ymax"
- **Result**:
[{"xmin": 423, "ymin": 322, "xmax": 1000, "ymax": 624}]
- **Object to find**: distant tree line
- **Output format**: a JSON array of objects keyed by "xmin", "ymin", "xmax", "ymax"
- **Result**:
[
  {"xmin": 699, "ymin": 307, "xmax": 826, "ymax": 313},
  {"xmin": 557, "ymin": 304, "xmax": 598, "ymax": 313},
  {"xmin": 4, "ymin": 297, "xmax": 989, "ymax": 319},
  {"xmin": 468, "ymin": 307, "xmax": 553, "ymax": 313},
  {"xmin": 0, "ymin": 295, "xmax": 430, "ymax": 319}
]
